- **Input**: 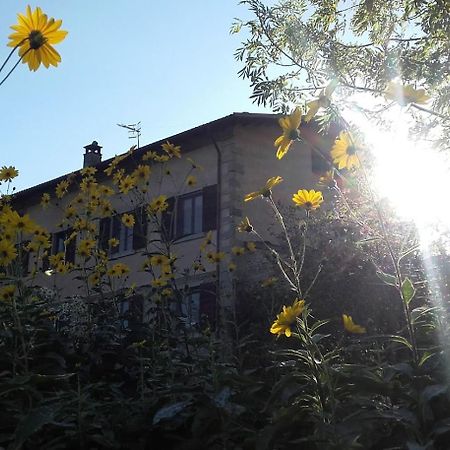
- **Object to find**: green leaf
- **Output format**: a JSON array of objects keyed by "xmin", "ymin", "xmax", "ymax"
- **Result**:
[
  {"xmin": 390, "ymin": 335, "xmax": 413, "ymax": 350},
  {"xmin": 376, "ymin": 270, "xmax": 397, "ymax": 287},
  {"xmin": 398, "ymin": 244, "xmax": 420, "ymax": 263},
  {"xmin": 401, "ymin": 277, "xmax": 416, "ymax": 305},
  {"xmin": 419, "ymin": 351, "xmax": 436, "ymax": 367}
]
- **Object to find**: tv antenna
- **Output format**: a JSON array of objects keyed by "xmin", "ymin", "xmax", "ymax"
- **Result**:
[{"xmin": 117, "ymin": 122, "xmax": 141, "ymax": 148}]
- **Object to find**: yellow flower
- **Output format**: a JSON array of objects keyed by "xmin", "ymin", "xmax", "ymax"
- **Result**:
[
  {"xmin": 108, "ymin": 238, "xmax": 119, "ymax": 248},
  {"xmin": 119, "ymin": 175, "xmax": 136, "ymax": 194},
  {"xmin": 64, "ymin": 205, "xmax": 77, "ymax": 219},
  {"xmin": 55, "ymin": 261, "xmax": 72, "ymax": 274},
  {"xmin": 142, "ymin": 150, "xmax": 157, "ymax": 161},
  {"xmin": 261, "ymin": 276, "xmax": 278, "ymax": 288},
  {"xmin": 274, "ymin": 107, "xmax": 302, "ymax": 159},
  {"xmin": 77, "ymin": 239, "xmax": 96, "ymax": 258},
  {"xmin": 122, "ymin": 213, "xmax": 135, "ymax": 228},
  {"xmin": 228, "ymin": 262, "xmax": 237, "ymax": 272},
  {"xmin": 132, "ymin": 165, "xmax": 151, "ymax": 182},
  {"xmin": 0, "ymin": 285, "xmax": 16, "ymax": 302},
  {"xmin": 88, "ymin": 272, "xmax": 101, "ymax": 286},
  {"xmin": 150, "ymin": 254, "xmax": 170, "ymax": 266},
  {"xmin": 206, "ymin": 251, "xmax": 225, "ymax": 263},
  {"xmin": 100, "ymin": 200, "xmax": 113, "ymax": 217},
  {"xmin": 232, "ymin": 246, "xmax": 245, "ymax": 256},
  {"xmin": 0, "ymin": 166, "xmax": 19, "ymax": 182},
  {"xmin": 151, "ymin": 277, "xmax": 168, "ymax": 288},
  {"xmin": 40, "ymin": 193, "xmax": 50, "ymax": 208},
  {"xmin": 107, "ymin": 263, "xmax": 130, "ymax": 277},
  {"xmin": 162, "ymin": 141, "xmax": 181, "ymax": 158},
  {"xmin": 270, "ymin": 299, "xmax": 305, "ymax": 337},
  {"xmin": 330, "ymin": 131, "xmax": 362, "ymax": 170},
  {"xmin": 244, "ymin": 176, "xmax": 283, "ymax": 202},
  {"xmin": 199, "ymin": 231, "xmax": 213, "ymax": 252},
  {"xmin": 80, "ymin": 166, "xmax": 97, "ymax": 177},
  {"xmin": 384, "ymin": 81, "xmax": 430, "ymax": 106},
  {"xmin": 99, "ymin": 185, "xmax": 115, "ymax": 196},
  {"xmin": 237, "ymin": 216, "xmax": 253, "ymax": 233},
  {"xmin": 292, "ymin": 189, "xmax": 323, "ymax": 211},
  {"xmin": 55, "ymin": 179, "xmax": 70, "ymax": 199},
  {"xmin": 305, "ymin": 80, "xmax": 338, "ymax": 122},
  {"xmin": 8, "ymin": 6, "xmax": 68, "ymax": 71},
  {"xmin": 246, "ymin": 241, "xmax": 256, "ymax": 252},
  {"xmin": 148, "ymin": 195, "xmax": 169, "ymax": 213},
  {"xmin": 49, "ymin": 252, "xmax": 64, "ymax": 267},
  {"xmin": 342, "ymin": 314, "xmax": 366, "ymax": 334},
  {"xmin": 8, "ymin": 211, "xmax": 36, "ymax": 233},
  {"xmin": 153, "ymin": 154, "xmax": 170, "ymax": 163},
  {"xmin": 186, "ymin": 175, "xmax": 197, "ymax": 187},
  {"xmin": 79, "ymin": 177, "xmax": 98, "ymax": 193}
]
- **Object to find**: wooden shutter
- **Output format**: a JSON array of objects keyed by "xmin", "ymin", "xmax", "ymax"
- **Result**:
[
  {"xmin": 98, "ymin": 218, "xmax": 111, "ymax": 252},
  {"xmin": 42, "ymin": 233, "xmax": 52, "ymax": 271},
  {"xmin": 161, "ymin": 196, "xmax": 175, "ymax": 241},
  {"xmin": 65, "ymin": 229, "xmax": 76, "ymax": 264},
  {"xmin": 133, "ymin": 207, "xmax": 148, "ymax": 250},
  {"xmin": 199, "ymin": 282, "xmax": 217, "ymax": 327},
  {"xmin": 202, "ymin": 185, "xmax": 217, "ymax": 232},
  {"xmin": 311, "ymin": 147, "xmax": 330, "ymax": 174}
]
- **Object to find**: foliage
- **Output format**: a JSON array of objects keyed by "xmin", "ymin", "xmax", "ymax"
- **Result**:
[{"xmin": 1, "ymin": 2, "xmax": 450, "ymax": 449}]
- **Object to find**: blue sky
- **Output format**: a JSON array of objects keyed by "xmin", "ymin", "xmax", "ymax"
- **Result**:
[{"xmin": 0, "ymin": 1, "xmax": 269, "ymax": 191}]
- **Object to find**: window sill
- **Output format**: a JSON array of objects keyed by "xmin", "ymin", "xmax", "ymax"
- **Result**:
[
  {"xmin": 174, "ymin": 232, "xmax": 206, "ymax": 244},
  {"xmin": 109, "ymin": 249, "xmax": 136, "ymax": 260}
]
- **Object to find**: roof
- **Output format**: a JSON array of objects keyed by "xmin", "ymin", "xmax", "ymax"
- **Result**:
[{"xmin": 13, "ymin": 112, "xmax": 279, "ymax": 204}]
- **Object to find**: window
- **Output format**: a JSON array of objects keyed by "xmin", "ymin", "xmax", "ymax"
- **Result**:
[
  {"xmin": 162, "ymin": 185, "xmax": 217, "ymax": 240},
  {"xmin": 99, "ymin": 208, "xmax": 147, "ymax": 256},
  {"xmin": 43, "ymin": 229, "xmax": 76, "ymax": 270},
  {"xmin": 181, "ymin": 192, "xmax": 203, "ymax": 236},
  {"xmin": 180, "ymin": 283, "xmax": 216, "ymax": 327},
  {"xmin": 311, "ymin": 147, "xmax": 330, "ymax": 174},
  {"xmin": 118, "ymin": 295, "xmax": 143, "ymax": 330}
]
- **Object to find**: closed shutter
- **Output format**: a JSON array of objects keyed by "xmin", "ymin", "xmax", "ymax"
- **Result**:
[
  {"xmin": 65, "ymin": 229, "xmax": 76, "ymax": 264},
  {"xmin": 133, "ymin": 207, "xmax": 148, "ymax": 250},
  {"xmin": 202, "ymin": 185, "xmax": 218, "ymax": 232},
  {"xmin": 311, "ymin": 147, "xmax": 330, "ymax": 174},
  {"xmin": 199, "ymin": 282, "xmax": 217, "ymax": 327},
  {"xmin": 42, "ymin": 233, "xmax": 52, "ymax": 271},
  {"xmin": 161, "ymin": 196, "xmax": 175, "ymax": 241},
  {"xmin": 98, "ymin": 218, "xmax": 111, "ymax": 252}
]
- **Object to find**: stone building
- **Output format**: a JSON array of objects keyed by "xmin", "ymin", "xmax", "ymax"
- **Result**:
[{"xmin": 12, "ymin": 112, "xmax": 331, "ymax": 327}]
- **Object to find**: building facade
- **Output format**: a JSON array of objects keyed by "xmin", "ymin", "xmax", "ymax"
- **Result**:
[{"xmin": 12, "ymin": 113, "xmax": 332, "ymax": 327}]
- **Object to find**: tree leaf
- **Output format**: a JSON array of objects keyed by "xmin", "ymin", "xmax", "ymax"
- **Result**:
[
  {"xmin": 376, "ymin": 270, "xmax": 397, "ymax": 287},
  {"xmin": 401, "ymin": 277, "xmax": 416, "ymax": 305}
]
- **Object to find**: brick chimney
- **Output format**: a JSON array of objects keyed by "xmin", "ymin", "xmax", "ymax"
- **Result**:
[{"xmin": 83, "ymin": 141, "xmax": 102, "ymax": 168}]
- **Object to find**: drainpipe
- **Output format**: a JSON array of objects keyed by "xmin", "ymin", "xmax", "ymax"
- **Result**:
[{"xmin": 208, "ymin": 128, "xmax": 222, "ymax": 325}]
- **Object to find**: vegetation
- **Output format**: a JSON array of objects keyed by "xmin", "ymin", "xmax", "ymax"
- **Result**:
[{"xmin": 1, "ymin": 2, "xmax": 450, "ymax": 449}]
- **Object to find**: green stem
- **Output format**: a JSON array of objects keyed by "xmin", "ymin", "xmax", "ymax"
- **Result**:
[
  {"xmin": 0, "ymin": 49, "xmax": 30, "ymax": 87},
  {"xmin": 0, "ymin": 39, "xmax": 26, "ymax": 74}
]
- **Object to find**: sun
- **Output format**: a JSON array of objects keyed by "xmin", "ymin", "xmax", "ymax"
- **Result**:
[{"xmin": 342, "ymin": 101, "xmax": 450, "ymax": 238}]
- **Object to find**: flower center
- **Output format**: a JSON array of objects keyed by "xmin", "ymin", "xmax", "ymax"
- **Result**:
[
  {"xmin": 347, "ymin": 145, "xmax": 357, "ymax": 156},
  {"xmin": 28, "ymin": 30, "xmax": 46, "ymax": 50},
  {"xmin": 288, "ymin": 129, "xmax": 300, "ymax": 141},
  {"xmin": 305, "ymin": 201, "xmax": 312, "ymax": 209}
]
